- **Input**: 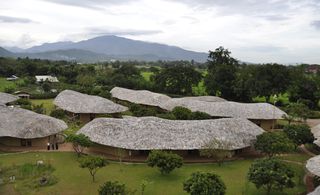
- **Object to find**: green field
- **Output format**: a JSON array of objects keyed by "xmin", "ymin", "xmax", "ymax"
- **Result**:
[
  {"xmin": 141, "ymin": 71, "xmax": 154, "ymax": 81},
  {"xmin": 0, "ymin": 152, "xmax": 308, "ymax": 195},
  {"xmin": 30, "ymin": 99, "xmax": 55, "ymax": 115},
  {"xmin": 0, "ymin": 78, "xmax": 17, "ymax": 92}
]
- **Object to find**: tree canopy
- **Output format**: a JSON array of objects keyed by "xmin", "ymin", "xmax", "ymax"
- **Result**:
[{"xmin": 147, "ymin": 150, "xmax": 183, "ymax": 174}]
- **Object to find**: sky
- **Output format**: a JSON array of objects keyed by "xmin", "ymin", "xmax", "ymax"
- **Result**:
[{"xmin": 0, "ymin": 0, "xmax": 320, "ymax": 64}]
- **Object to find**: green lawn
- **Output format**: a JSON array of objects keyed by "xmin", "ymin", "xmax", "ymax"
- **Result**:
[
  {"xmin": 30, "ymin": 99, "xmax": 55, "ymax": 115},
  {"xmin": 141, "ymin": 71, "xmax": 154, "ymax": 81},
  {"xmin": 0, "ymin": 77, "xmax": 17, "ymax": 92},
  {"xmin": 0, "ymin": 152, "xmax": 308, "ymax": 195}
]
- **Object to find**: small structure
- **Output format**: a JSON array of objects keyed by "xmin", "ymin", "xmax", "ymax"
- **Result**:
[
  {"xmin": 110, "ymin": 87, "xmax": 171, "ymax": 108},
  {"xmin": 6, "ymin": 75, "xmax": 19, "ymax": 81},
  {"xmin": 160, "ymin": 100, "xmax": 287, "ymax": 131},
  {"xmin": 306, "ymin": 155, "xmax": 320, "ymax": 193},
  {"xmin": 78, "ymin": 117, "xmax": 264, "ymax": 159},
  {"xmin": 35, "ymin": 75, "xmax": 59, "ymax": 83},
  {"xmin": 0, "ymin": 92, "xmax": 19, "ymax": 105},
  {"xmin": 13, "ymin": 91, "xmax": 30, "ymax": 99},
  {"xmin": 54, "ymin": 90, "xmax": 128, "ymax": 123},
  {"xmin": 0, "ymin": 106, "xmax": 67, "ymax": 151}
]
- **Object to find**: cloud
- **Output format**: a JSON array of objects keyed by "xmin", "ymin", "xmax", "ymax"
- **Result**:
[
  {"xmin": 311, "ymin": 20, "xmax": 320, "ymax": 29},
  {"xmin": 0, "ymin": 15, "xmax": 34, "ymax": 23},
  {"xmin": 85, "ymin": 27, "xmax": 162, "ymax": 36},
  {"xmin": 43, "ymin": 0, "xmax": 135, "ymax": 10},
  {"xmin": 238, "ymin": 45, "xmax": 286, "ymax": 53}
]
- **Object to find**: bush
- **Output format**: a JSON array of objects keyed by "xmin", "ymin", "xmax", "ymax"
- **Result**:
[
  {"xmin": 283, "ymin": 124, "xmax": 314, "ymax": 145},
  {"xmin": 50, "ymin": 109, "xmax": 66, "ymax": 119},
  {"xmin": 4, "ymin": 86, "xmax": 16, "ymax": 93},
  {"xmin": 147, "ymin": 151, "xmax": 183, "ymax": 174},
  {"xmin": 129, "ymin": 104, "xmax": 157, "ymax": 117},
  {"xmin": 248, "ymin": 158, "xmax": 295, "ymax": 194},
  {"xmin": 183, "ymin": 172, "xmax": 226, "ymax": 195},
  {"xmin": 32, "ymin": 103, "xmax": 46, "ymax": 114},
  {"xmin": 191, "ymin": 111, "xmax": 212, "ymax": 120},
  {"xmin": 30, "ymin": 92, "xmax": 58, "ymax": 99},
  {"xmin": 171, "ymin": 107, "xmax": 192, "ymax": 120},
  {"xmin": 99, "ymin": 181, "xmax": 126, "ymax": 195}
]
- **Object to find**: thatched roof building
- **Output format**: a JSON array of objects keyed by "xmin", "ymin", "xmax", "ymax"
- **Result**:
[
  {"xmin": 306, "ymin": 155, "xmax": 320, "ymax": 177},
  {"xmin": 54, "ymin": 90, "xmax": 128, "ymax": 114},
  {"xmin": 0, "ymin": 92, "xmax": 19, "ymax": 105},
  {"xmin": 161, "ymin": 100, "xmax": 286, "ymax": 120},
  {"xmin": 0, "ymin": 105, "xmax": 67, "ymax": 139},
  {"xmin": 110, "ymin": 87, "xmax": 171, "ymax": 107},
  {"xmin": 78, "ymin": 117, "xmax": 264, "ymax": 151}
]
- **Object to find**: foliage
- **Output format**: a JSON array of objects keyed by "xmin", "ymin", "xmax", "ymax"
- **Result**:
[
  {"xmin": 79, "ymin": 155, "xmax": 107, "ymax": 182},
  {"xmin": 50, "ymin": 108, "xmax": 66, "ymax": 119},
  {"xmin": 66, "ymin": 134, "xmax": 93, "ymax": 157},
  {"xmin": 183, "ymin": 172, "xmax": 226, "ymax": 195},
  {"xmin": 205, "ymin": 46, "xmax": 238, "ymax": 100},
  {"xmin": 32, "ymin": 103, "xmax": 46, "ymax": 114},
  {"xmin": 247, "ymin": 158, "xmax": 295, "ymax": 194},
  {"xmin": 283, "ymin": 124, "xmax": 314, "ymax": 146},
  {"xmin": 98, "ymin": 181, "xmax": 127, "ymax": 195},
  {"xmin": 191, "ymin": 111, "xmax": 212, "ymax": 120},
  {"xmin": 283, "ymin": 103, "xmax": 312, "ymax": 123},
  {"xmin": 254, "ymin": 131, "xmax": 295, "ymax": 157},
  {"xmin": 147, "ymin": 151, "xmax": 183, "ymax": 174},
  {"xmin": 171, "ymin": 106, "xmax": 192, "ymax": 120},
  {"xmin": 4, "ymin": 86, "xmax": 16, "ymax": 93},
  {"xmin": 153, "ymin": 64, "xmax": 202, "ymax": 95},
  {"xmin": 200, "ymin": 139, "xmax": 233, "ymax": 166},
  {"xmin": 129, "ymin": 104, "xmax": 158, "ymax": 117}
]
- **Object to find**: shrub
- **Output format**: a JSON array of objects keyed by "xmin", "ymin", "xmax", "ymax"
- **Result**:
[
  {"xmin": 191, "ymin": 111, "xmax": 212, "ymax": 120},
  {"xmin": 147, "ymin": 150, "xmax": 183, "ymax": 174},
  {"xmin": 99, "ymin": 181, "xmax": 126, "ymax": 195},
  {"xmin": 129, "ymin": 104, "xmax": 157, "ymax": 117},
  {"xmin": 50, "ymin": 109, "xmax": 66, "ymax": 119},
  {"xmin": 171, "ymin": 106, "xmax": 192, "ymax": 120},
  {"xmin": 4, "ymin": 86, "xmax": 16, "ymax": 93},
  {"xmin": 283, "ymin": 124, "xmax": 314, "ymax": 146},
  {"xmin": 183, "ymin": 172, "xmax": 226, "ymax": 195}
]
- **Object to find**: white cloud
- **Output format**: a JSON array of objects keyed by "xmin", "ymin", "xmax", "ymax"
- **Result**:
[{"xmin": 0, "ymin": 0, "xmax": 319, "ymax": 63}]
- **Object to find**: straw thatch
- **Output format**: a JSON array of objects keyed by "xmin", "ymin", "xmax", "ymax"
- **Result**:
[
  {"xmin": 306, "ymin": 155, "xmax": 320, "ymax": 177},
  {"xmin": 160, "ymin": 99, "xmax": 286, "ymax": 120},
  {"xmin": 309, "ymin": 186, "xmax": 320, "ymax": 195},
  {"xmin": 54, "ymin": 90, "xmax": 128, "ymax": 114},
  {"xmin": 110, "ymin": 87, "xmax": 171, "ymax": 107},
  {"xmin": 0, "ymin": 105, "xmax": 68, "ymax": 139},
  {"xmin": 311, "ymin": 124, "xmax": 320, "ymax": 146},
  {"xmin": 180, "ymin": 96, "xmax": 227, "ymax": 102},
  {"xmin": 78, "ymin": 117, "xmax": 264, "ymax": 150},
  {"xmin": 0, "ymin": 92, "xmax": 19, "ymax": 105}
]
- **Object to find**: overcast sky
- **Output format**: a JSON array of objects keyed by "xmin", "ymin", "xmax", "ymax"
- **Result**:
[{"xmin": 1, "ymin": 0, "xmax": 320, "ymax": 63}]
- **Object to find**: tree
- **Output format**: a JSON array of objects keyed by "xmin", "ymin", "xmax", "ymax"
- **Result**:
[
  {"xmin": 205, "ymin": 47, "xmax": 239, "ymax": 100},
  {"xmin": 41, "ymin": 81, "xmax": 51, "ymax": 93},
  {"xmin": 147, "ymin": 151, "xmax": 183, "ymax": 174},
  {"xmin": 254, "ymin": 132, "xmax": 295, "ymax": 158},
  {"xmin": 200, "ymin": 139, "xmax": 233, "ymax": 166},
  {"xmin": 247, "ymin": 158, "xmax": 295, "ymax": 194},
  {"xmin": 153, "ymin": 64, "xmax": 202, "ymax": 95},
  {"xmin": 183, "ymin": 172, "xmax": 226, "ymax": 195},
  {"xmin": 283, "ymin": 124, "xmax": 314, "ymax": 146},
  {"xmin": 66, "ymin": 134, "xmax": 93, "ymax": 157},
  {"xmin": 98, "ymin": 181, "xmax": 126, "ymax": 195},
  {"xmin": 79, "ymin": 156, "xmax": 107, "ymax": 182},
  {"xmin": 284, "ymin": 103, "xmax": 311, "ymax": 123}
]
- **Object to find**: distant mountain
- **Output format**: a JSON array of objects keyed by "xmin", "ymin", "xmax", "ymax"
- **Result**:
[
  {"xmin": 0, "ymin": 35, "xmax": 208, "ymax": 62},
  {"xmin": 0, "ymin": 47, "xmax": 14, "ymax": 57}
]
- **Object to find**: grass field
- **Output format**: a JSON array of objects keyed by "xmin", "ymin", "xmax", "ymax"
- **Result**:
[
  {"xmin": 0, "ymin": 152, "xmax": 308, "ymax": 195},
  {"xmin": 30, "ymin": 99, "xmax": 54, "ymax": 115},
  {"xmin": 0, "ymin": 78, "xmax": 17, "ymax": 92},
  {"xmin": 141, "ymin": 71, "xmax": 154, "ymax": 81}
]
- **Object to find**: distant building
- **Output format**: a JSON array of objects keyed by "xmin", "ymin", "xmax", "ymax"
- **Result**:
[
  {"xmin": 6, "ymin": 75, "xmax": 19, "ymax": 81},
  {"xmin": 35, "ymin": 75, "xmax": 59, "ymax": 83},
  {"xmin": 305, "ymin": 64, "xmax": 320, "ymax": 74},
  {"xmin": 13, "ymin": 91, "xmax": 30, "ymax": 99}
]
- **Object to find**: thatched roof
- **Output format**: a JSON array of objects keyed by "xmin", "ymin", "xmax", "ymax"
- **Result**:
[
  {"xmin": 309, "ymin": 186, "xmax": 320, "ymax": 195},
  {"xmin": 0, "ymin": 105, "xmax": 67, "ymax": 139},
  {"xmin": 312, "ymin": 124, "xmax": 320, "ymax": 146},
  {"xmin": 0, "ymin": 92, "xmax": 19, "ymax": 105},
  {"xmin": 160, "ymin": 100, "xmax": 286, "ymax": 120},
  {"xmin": 110, "ymin": 87, "xmax": 171, "ymax": 107},
  {"xmin": 180, "ymin": 96, "xmax": 227, "ymax": 102},
  {"xmin": 78, "ymin": 117, "xmax": 264, "ymax": 150},
  {"xmin": 306, "ymin": 155, "xmax": 320, "ymax": 177},
  {"xmin": 54, "ymin": 90, "xmax": 128, "ymax": 114}
]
